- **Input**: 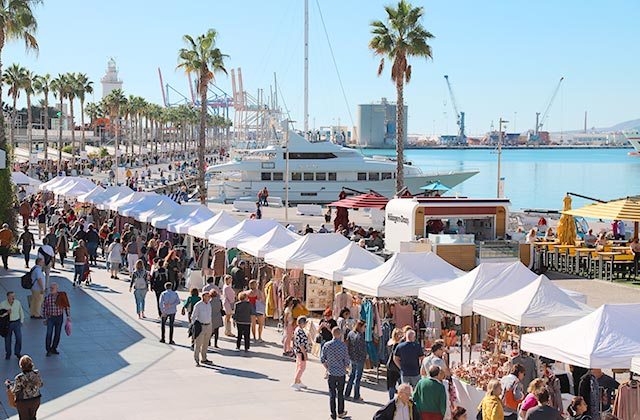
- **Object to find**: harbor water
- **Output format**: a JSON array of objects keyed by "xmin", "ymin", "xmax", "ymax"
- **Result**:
[{"xmin": 362, "ymin": 148, "xmax": 639, "ymax": 211}]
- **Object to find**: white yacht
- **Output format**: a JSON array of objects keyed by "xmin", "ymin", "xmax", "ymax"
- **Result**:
[
  {"xmin": 624, "ymin": 131, "xmax": 640, "ymax": 156},
  {"xmin": 207, "ymin": 131, "xmax": 478, "ymax": 203}
]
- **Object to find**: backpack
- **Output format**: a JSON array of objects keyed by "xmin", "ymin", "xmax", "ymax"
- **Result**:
[
  {"xmin": 21, "ymin": 268, "xmax": 35, "ymax": 289},
  {"xmin": 38, "ymin": 247, "xmax": 52, "ymax": 266},
  {"xmin": 133, "ymin": 271, "xmax": 148, "ymax": 289}
]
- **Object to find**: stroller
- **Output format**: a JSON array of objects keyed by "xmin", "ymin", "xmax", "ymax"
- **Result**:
[{"xmin": 82, "ymin": 262, "xmax": 92, "ymax": 286}]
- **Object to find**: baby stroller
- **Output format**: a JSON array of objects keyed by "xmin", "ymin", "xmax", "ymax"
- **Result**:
[{"xmin": 82, "ymin": 262, "xmax": 92, "ymax": 286}]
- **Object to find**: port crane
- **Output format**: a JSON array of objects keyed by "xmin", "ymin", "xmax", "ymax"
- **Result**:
[
  {"xmin": 534, "ymin": 77, "xmax": 564, "ymax": 136},
  {"xmin": 444, "ymin": 75, "xmax": 466, "ymax": 145}
]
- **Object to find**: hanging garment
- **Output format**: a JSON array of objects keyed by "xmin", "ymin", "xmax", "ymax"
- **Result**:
[
  {"xmin": 613, "ymin": 380, "xmax": 640, "ymax": 420},
  {"xmin": 213, "ymin": 248, "xmax": 226, "ymax": 277},
  {"xmin": 333, "ymin": 291, "xmax": 353, "ymax": 318},
  {"xmin": 264, "ymin": 281, "xmax": 275, "ymax": 318},
  {"xmin": 360, "ymin": 300, "xmax": 374, "ymax": 342},
  {"xmin": 393, "ymin": 303, "xmax": 414, "ymax": 329}
]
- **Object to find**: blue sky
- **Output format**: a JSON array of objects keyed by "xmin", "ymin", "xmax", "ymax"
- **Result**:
[{"xmin": 4, "ymin": 0, "xmax": 639, "ymax": 135}]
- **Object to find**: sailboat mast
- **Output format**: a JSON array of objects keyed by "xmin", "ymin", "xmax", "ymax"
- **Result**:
[{"xmin": 304, "ymin": 0, "xmax": 309, "ymax": 133}]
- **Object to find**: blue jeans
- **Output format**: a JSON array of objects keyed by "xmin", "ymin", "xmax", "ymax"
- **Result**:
[
  {"xmin": 345, "ymin": 360, "xmax": 364, "ymax": 399},
  {"xmin": 401, "ymin": 373, "xmax": 420, "ymax": 388},
  {"xmin": 73, "ymin": 263, "xmax": 85, "ymax": 284},
  {"xmin": 45, "ymin": 315, "xmax": 63, "ymax": 352},
  {"xmin": 5, "ymin": 321, "xmax": 21, "ymax": 357},
  {"xmin": 328, "ymin": 375, "xmax": 345, "ymax": 419},
  {"xmin": 134, "ymin": 289, "xmax": 147, "ymax": 314}
]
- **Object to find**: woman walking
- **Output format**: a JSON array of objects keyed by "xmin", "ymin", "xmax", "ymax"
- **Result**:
[
  {"xmin": 85, "ymin": 224, "xmax": 100, "ymax": 266},
  {"xmin": 282, "ymin": 296, "xmax": 295, "ymax": 356},
  {"xmin": 233, "ymin": 292, "xmax": 252, "ymax": 351},
  {"xmin": 221, "ymin": 275, "xmax": 236, "ymax": 337},
  {"xmin": 345, "ymin": 320, "xmax": 367, "ymax": 402},
  {"xmin": 291, "ymin": 316, "xmax": 310, "ymax": 390},
  {"xmin": 247, "ymin": 279, "xmax": 266, "ymax": 342},
  {"xmin": 55, "ymin": 225, "xmax": 69, "ymax": 267},
  {"xmin": 182, "ymin": 288, "xmax": 201, "ymax": 323},
  {"xmin": 6, "ymin": 355, "xmax": 43, "ymax": 420},
  {"xmin": 479, "ymin": 379, "xmax": 504, "ymax": 420},
  {"xmin": 107, "ymin": 238, "xmax": 123, "ymax": 279},
  {"xmin": 129, "ymin": 259, "xmax": 149, "ymax": 319},
  {"xmin": 209, "ymin": 290, "xmax": 224, "ymax": 348},
  {"xmin": 386, "ymin": 328, "xmax": 404, "ymax": 400}
]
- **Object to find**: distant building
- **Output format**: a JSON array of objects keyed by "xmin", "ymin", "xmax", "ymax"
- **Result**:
[
  {"xmin": 101, "ymin": 58, "xmax": 123, "ymax": 99},
  {"xmin": 356, "ymin": 97, "xmax": 407, "ymax": 148}
]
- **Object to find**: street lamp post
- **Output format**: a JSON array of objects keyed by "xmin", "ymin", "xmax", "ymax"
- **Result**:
[
  {"xmin": 284, "ymin": 119, "xmax": 294, "ymax": 223},
  {"xmin": 497, "ymin": 118, "xmax": 508, "ymax": 198}
]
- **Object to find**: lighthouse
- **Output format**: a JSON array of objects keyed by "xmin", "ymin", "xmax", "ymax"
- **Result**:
[{"xmin": 101, "ymin": 58, "xmax": 123, "ymax": 98}]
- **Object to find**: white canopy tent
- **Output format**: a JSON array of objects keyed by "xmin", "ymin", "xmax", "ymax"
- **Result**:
[
  {"xmin": 11, "ymin": 172, "xmax": 41, "ymax": 187},
  {"xmin": 521, "ymin": 304, "xmax": 640, "ymax": 369},
  {"xmin": 39, "ymin": 175, "xmax": 68, "ymax": 191},
  {"xmin": 92, "ymin": 186, "xmax": 134, "ymax": 210},
  {"xmin": 166, "ymin": 205, "xmax": 216, "ymax": 234},
  {"xmin": 134, "ymin": 197, "xmax": 181, "ymax": 224},
  {"xmin": 264, "ymin": 233, "xmax": 352, "ymax": 270},
  {"xmin": 209, "ymin": 219, "xmax": 281, "ymax": 249},
  {"xmin": 303, "ymin": 242, "xmax": 384, "ymax": 282},
  {"xmin": 342, "ymin": 252, "xmax": 464, "ymax": 297},
  {"xmin": 51, "ymin": 178, "xmax": 98, "ymax": 198},
  {"xmin": 472, "ymin": 275, "xmax": 593, "ymax": 328},
  {"xmin": 106, "ymin": 191, "xmax": 147, "ymax": 212},
  {"xmin": 237, "ymin": 225, "xmax": 300, "ymax": 258},
  {"xmin": 188, "ymin": 211, "xmax": 238, "ymax": 240},
  {"xmin": 76, "ymin": 186, "xmax": 106, "ymax": 203},
  {"xmin": 418, "ymin": 262, "xmax": 533, "ymax": 316},
  {"xmin": 119, "ymin": 193, "xmax": 164, "ymax": 219},
  {"xmin": 149, "ymin": 205, "xmax": 194, "ymax": 230},
  {"xmin": 632, "ymin": 357, "xmax": 640, "ymax": 375}
]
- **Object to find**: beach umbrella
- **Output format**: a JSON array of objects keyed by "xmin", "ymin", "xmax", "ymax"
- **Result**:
[
  {"xmin": 557, "ymin": 194, "xmax": 577, "ymax": 245},
  {"xmin": 328, "ymin": 193, "xmax": 389, "ymax": 209},
  {"xmin": 419, "ymin": 181, "xmax": 450, "ymax": 192},
  {"xmin": 563, "ymin": 196, "xmax": 640, "ymax": 240}
]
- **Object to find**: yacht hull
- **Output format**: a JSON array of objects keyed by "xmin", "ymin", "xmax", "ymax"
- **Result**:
[{"xmin": 212, "ymin": 170, "xmax": 478, "ymax": 204}]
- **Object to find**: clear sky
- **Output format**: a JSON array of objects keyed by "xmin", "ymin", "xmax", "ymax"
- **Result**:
[{"xmin": 4, "ymin": 0, "xmax": 639, "ymax": 135}]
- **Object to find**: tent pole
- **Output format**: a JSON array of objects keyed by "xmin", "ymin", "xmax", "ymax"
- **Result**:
[
  {"xmin": 469, "ymin": 314, "xmax": 474, "ymax": 364},
  {"xmin": 634, "ymin": 221, "xmax": 639, "ymax": 241}
]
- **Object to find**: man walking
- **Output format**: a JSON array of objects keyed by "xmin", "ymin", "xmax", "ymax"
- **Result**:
[
  {"xmin": 16, "ymin": 226, "xmax": 34, "ymax": 268},
  {"xmin": 30, "ymin": 257, "xmax": 46, "ymax": 319},
  {"xmin": 159, "ymin": 282, "xmax": 180, "ymax": 344},
  {"xmin": 191, "ymin": 292, "xmax": 213, "ymax": 366},
  {"xmin": 320, "ymin": 327, "xmax": 349, "ymax": 420},
  {"xmin": 0, "ymin": 292, "xmax": 25, "ymax": 359},
  {"xmin": 42, "ymin": 282, "xmax": 70, "ymax": 356},
  {"xmin": 413, "ymin": 365, "xmax": 447, "ymax": 420},
  {"xmin": 0, "ymin": 224, "xmax": 13, "ymax": 270},
  {"xmin": 393, "ymin": 329, "xmax": 424, "ymax": 387}
]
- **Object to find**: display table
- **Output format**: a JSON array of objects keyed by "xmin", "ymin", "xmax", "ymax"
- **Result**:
[{"xmin": 452, "ymin": 377, "xmax": 484, "ymax": 414}]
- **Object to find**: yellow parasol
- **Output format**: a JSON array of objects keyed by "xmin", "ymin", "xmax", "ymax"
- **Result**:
[
  {"xmin": 557, "ymin": 194, "xmax": 577, "ymax": 245},
  {"xmin": 562, "ymin": 196, "xmax": 640, "ymax": 240}
]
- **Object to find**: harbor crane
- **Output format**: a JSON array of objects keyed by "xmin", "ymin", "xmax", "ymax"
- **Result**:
[
  {"xmin": 535, "ymin": 77, "xmax": 564, "ymax": 135},
  {"xmin": 444, "ymin": 75, "xmax": 466, "ymax": 145}
]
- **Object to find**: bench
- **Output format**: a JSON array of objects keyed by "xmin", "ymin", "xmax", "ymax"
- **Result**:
[
  {"xmin": 296, "ymin": 204, "xmax": 323, "ymax": 216},
  {"xmin": 232, "ymin": 200, "xmax": 257, "ymax": 213}
]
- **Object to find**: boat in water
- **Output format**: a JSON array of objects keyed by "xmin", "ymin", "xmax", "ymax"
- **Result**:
[
  {"xmin": 624, "ymin": 131, "xmax": 640, "ymax": 156},
  {"xmin": 206, "ymin": 130, "xmax": 478, "ymax": 204}
]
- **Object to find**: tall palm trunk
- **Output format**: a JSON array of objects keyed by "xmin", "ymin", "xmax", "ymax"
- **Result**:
[
  {"xmin": 26, "ymin": 93, "xmax": 33, "ymax": 158},
  {"xmin": 0, "ymin": 34, "xmax": 5, "ymax": 152},
  {"xmin": 69, "ymin": 99, "xmax": 76, "ymax": 170},
  {"xmin": 80, "ymin": 98, "xmax": 86, "ymax": 158},
  {"xmin": 198, "ymin": 80, "xmax": 208, "ymax": 204},
  {"xmin": 395, "ymin": 77, "xmax": 405, "ymax": 193},
  {"xmin": 43, "ymin": 93, "xmax": 49, "ymax": 171},
  {"xmin": 10, "ymin": 93, "xmax": 17, "ymax": 149},
  {"xmin": 57, "ymin": 96, "xmax": 63, "ymax": 172}
]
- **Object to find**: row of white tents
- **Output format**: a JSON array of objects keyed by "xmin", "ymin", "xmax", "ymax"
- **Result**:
[{"xmin": 40, "ymin": 176, "xmax": 640, "ymax": 371}]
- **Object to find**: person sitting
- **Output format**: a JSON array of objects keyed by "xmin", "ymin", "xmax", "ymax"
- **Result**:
[
  {"xmin": 583, "ymin": 229, "xmax": 597, "ymax": 247},
  {"xmin": 544, "ymin": 228, "xmax": 555, "ymax": 241}
]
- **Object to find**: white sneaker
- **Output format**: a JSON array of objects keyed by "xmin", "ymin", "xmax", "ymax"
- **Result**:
[
  {"xmin": 298, "ymin": 383, "xmax": 308, "ymax": 389},
  {"xmin": 290, "ymin": 383, "xmax": 301, "ymax": 391}
]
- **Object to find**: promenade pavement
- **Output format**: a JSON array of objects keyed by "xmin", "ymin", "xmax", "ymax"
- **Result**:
[{"xmin": 0, "ymin": 233, "xmax": 387, "ymax": 419}]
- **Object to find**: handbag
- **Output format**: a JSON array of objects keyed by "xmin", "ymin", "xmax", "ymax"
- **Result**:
[
  {"xmin": 6, "ymin": 387, "xmax": 15, "ymax": 408},
  {"xmin": 65, "ymin": 318, "xmax": 72, "ymax": 336}
]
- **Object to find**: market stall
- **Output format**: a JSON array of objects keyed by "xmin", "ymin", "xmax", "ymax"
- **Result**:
[
  {"xmin": 187, "ymin": 210, "xmax": 238, "ymax": 240},
  {"xmin": 521, "ymin": 303, "xmax": 640, "ymax": 369},
  {"xmin": 166, "ymin": 205, "xmax": 216, "ymax": 234},
  {"xmin": 472, "ymin": 275, "xmax": 593, "ymax": 328},
  {"xmin": 48, "ymin": 177, "xmax": 98, "ymax": 198},
  {"xmin": 632, "ymin": 357, "xmax": 640, "ymax": 375},
  {"xmin": 119, "ymin": 193, "xmax": 165, "ymax": 219},
  {"xmin": 76, "ymin": 186, "xmax": 106, "ymax": 204},
  {"xmin": 209, "ymin": 219, "xmax": 281, "ymax": 249},
  {"xmin": 303, "ymin": 241, "xmax": 384, "ymax": 282},
  {"xmin": 149, "ymin": 204, "xmax": 195, "ymax": 230},
  {"xmin": 237, "ymin": 225, "xmax": 301, "ymax": 258},
  {"xmin": 91, "ymin": 186, "xmax": 134, "ymax": 210},
  {"xmin": 342, "ymin": 251, "xmax": 463, "ymax": 297},
  {"xmin": 104, "ymin": 191, "xmax": 143, "ymax": 212},
  {"xmin": 264, "ymin": 233, "xmax": 351, "ymax": 270},
  {"xmin": 134, "ymin": 196, "xmax": 181, "ymax": 224},
  {"xmin": 11, "ymin": 171, "xmax": 42, "ymax": 195}
]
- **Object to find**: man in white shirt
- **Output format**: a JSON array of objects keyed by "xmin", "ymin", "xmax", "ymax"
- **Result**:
[
  {"xmin": 37, "ymin": 244, "xmax": 55, "ymax": 286},
  {"xmin": 30, "ymin": 257, "xmax": 46, "ymax": 318},
  {"xmin": 191, "ymin": 292, "xmax": 212, "ymax": 366},
  {"xmin": 421, "ymin": 342, "xmax": 450, "ymax": 378},
  {"xmin": 0, "ymin": 292, "xmax": 25, "ymax": 359},
  {"xmin": 159, "ymin": 282, "xmax": 180, "ymax": 345}
]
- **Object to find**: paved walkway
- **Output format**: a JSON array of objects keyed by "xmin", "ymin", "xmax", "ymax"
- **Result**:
[{"xmin": 0, "ymin": 233, "xmax": 387, "ymax": 419}]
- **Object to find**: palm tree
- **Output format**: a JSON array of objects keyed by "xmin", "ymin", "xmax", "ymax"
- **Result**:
[
  {"xmin": 50, "ymin": 74, "xmax": 68, "ymax": 171},
  {"xmin": 84, "ymin": 102, "xmax": 100, "ymax": 128},
  {"xmin": 75, "ymin": 72, "xmax": 93, "ymax": 155},
  {"xmin": 33, "ymin": 73, "xmax": 51, "ymax": 168},
  {"xmin": 63, "ymin": 72, "xmax": 79, "ymax": 169},
  {"xmin": 0, "ymin": 0, "xmax": 39, "ymax": 149},
  {"xmin": 178, "ymin": 29, "xmax": 228, "ymax": 204},
  {"xmin": 103, "ymin": 88, "xmax": 127, "ymax": 170},
  {"xmin": 22, "ymin": 69, "xmax": 36, "ymax": 156},
  {"xmin": 369, "ymin": 0, "xmax": 434, "ymax": 193},
  {"xmin": 2, "ymin": 63, "xmax": 26, "ymax": 149}
]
